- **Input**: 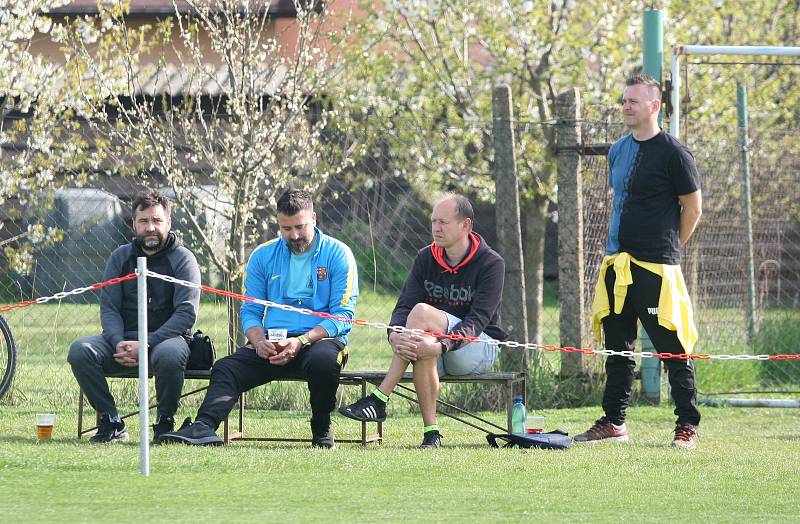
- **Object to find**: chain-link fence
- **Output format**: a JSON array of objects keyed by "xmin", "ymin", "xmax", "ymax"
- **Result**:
[
  {"xmin": 1, "ymin": 93, "xmax": 796, "ymax": 414},
  {"xmin": 0, "ymin": 116, "xmax": 568, "ymax": 412},
  {"xmin": 680, "ymin": 57, "xmax": 799, "ymax": 395}
]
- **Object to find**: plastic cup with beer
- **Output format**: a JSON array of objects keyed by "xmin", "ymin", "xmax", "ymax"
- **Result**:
[
  {"xmin": 268, "ymin": 329, "xmax": 288, "ymax": 343},
  {"xmin": 35, "ymin": 413, "xmax": 55, "ymax": 441},
  {"xmin": 526, "ymin": 415, "xmax": 545, "ymax": 434}
]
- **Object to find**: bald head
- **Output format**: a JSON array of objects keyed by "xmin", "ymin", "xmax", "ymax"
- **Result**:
[
  {"xmin": 431, "ymin": 193, "xmax": 473, "ymax": 250},
  {"xmin": 434, "ymin": 193, "xmax": 474, "ymax": 225}
]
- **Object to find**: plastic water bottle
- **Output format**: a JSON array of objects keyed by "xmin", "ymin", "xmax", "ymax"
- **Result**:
[{"xmin": 511, "ymin": 396, "xmax": 527, "ymax": 435}]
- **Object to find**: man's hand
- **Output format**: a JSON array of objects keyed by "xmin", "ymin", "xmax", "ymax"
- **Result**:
[
  {"xmin": 269, "ymin": 338, "xmax": 302, "ymax": 366},
  {"xmin": 389, "ymin": 332, "xmax": 442, "ymax": 362},
  {"xmin": 251, "ymin": 339, "xmax": 279, "ymax": 360},
  {"xmin": 114, "ymin": 340, "xmax": 140, "ymax": 367}
]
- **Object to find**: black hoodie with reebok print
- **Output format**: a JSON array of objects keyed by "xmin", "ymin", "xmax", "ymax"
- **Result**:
[{"xmin": 390, "ymin": 232, "xmax": 507, "ymax": 352}]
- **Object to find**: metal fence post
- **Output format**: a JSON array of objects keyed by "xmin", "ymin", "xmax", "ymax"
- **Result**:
[
  {"xmin": 737, "ymin": 82, "xmax": 758, "ymax": 341},
  {"xmin": 640, "ymin": 8, "xmax": 664, "ymax": 404},
  {"xmin": 492, "ymin": 85, "xmax": 529, "ymax": 373},
  {"xmin": 137, "ymin": 256, "xmax": 150, "ymax": 477}
]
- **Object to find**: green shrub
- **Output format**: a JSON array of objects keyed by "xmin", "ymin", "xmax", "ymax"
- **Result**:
[
  {"xmin": 757, "ymin": 313, "xmax": 800, "ymax": 386},
  {"xmin": 339, "ymin": 220, "xmax": 413, "ymax": 293}
]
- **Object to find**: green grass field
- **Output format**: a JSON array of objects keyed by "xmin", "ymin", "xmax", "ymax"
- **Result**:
[
  {"xmin": 2, "ymin": 290, "xmax": 799, "ymax": 521},
  {"xmin": 1, "ymin": 406, "xmax": 799, "ymax": 522}
]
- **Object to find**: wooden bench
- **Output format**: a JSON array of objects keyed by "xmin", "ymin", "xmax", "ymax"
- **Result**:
[{"xmin": 78, "ymin": 370, "xmax": 527, "ymax": 446}]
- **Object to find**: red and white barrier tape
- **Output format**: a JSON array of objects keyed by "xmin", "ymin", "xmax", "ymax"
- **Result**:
[
  {"xmin": 1, "ymin": 270, "xmax": 797, "ymax": 362},
  {"xmin": 0, "ymin": 274, "xmax": 137, "ymax": 313},
  {"xmin": 145, "ymin": 271, "xmax": 800, "ymax": 363}
]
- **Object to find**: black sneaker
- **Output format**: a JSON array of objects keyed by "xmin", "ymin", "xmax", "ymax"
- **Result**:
[
  {"xmin": 157, "ymin": 417, "xmax": 223, "ymax": 446},
  {"xmin": 90, "ymin": 414, "xmax": 129, "ymax": 444},
  {"xmin": 312, "ymin": 427, "xmax": 336, "ymax": 450},
  {"xmin": 420, "ymin": 430, "xmax": 442, "ymax": 449},
  {"xmin": 152, "ymin": 415, "xmax": 175, "ymax": 445},
  {"xmin": 338, "ymin": 394, "xmax": 387, "ymax": 422}
]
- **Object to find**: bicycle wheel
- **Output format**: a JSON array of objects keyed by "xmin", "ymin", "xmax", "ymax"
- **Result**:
[{"xmin": 0, "ymin": 315, "xmax": 17, "ymax": 401}]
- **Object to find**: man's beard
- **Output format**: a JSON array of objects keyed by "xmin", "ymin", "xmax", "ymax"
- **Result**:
[
  {"xmin": 138, "ymin": 233, "xmax": 164, "ymax": 251},
  {"xmin": 289, "ymin": 238, "xmax": 312, "ymax": 254}
]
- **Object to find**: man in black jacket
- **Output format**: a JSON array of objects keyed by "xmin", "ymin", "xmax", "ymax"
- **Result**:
[
  {"xmin": 68, "ymin": 189, "xmax": 201, "ymax": 444},
  {"xmin": 339, "ymin": 193, "xmax": 506, "ymax": 448}
]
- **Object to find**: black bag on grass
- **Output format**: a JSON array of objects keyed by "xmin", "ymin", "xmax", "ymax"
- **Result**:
[
  {"xmin": 486, "ymin": 430, "xmax": 572, "ymax": 450},
  {"xmin": 185, "ymin": 330, "xmax": 215, "ymax": 370}
]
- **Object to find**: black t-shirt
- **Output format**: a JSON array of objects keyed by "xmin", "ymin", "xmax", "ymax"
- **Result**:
[{"xmin": 606, "ymin": 131, "xmax": 701, "ymax": 264}]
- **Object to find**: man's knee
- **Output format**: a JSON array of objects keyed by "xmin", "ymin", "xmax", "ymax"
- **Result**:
[
  {"xmin": 67, "ymin": 338, "xmax": 96, "ymax": 367},
  {"xmin": 605, "ymin": 355, "xmax": 636, "ymax": 372},
  {"xmin": 663, "ymin": 357, "xmax": 694, "ymax": 375},
  {"xmin": 305, "ymin": 351, "xmax": 341, "ymax": 384},
  {"xmin": 406, "ymin": 303, "xmax": 447, "ymax": 331},
  {"xmin": 150, "ymin": 338, "xmax": 189, "ymax": 374}
]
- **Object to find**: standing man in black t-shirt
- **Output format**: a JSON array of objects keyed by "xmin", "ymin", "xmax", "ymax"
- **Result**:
[
  {"xmin": 338, "ymin": 193, "xmax": 507, "ymax": 448},
  {"xmin": 575, "ymin": 74, "xmax": 703, "ymax": 449}
]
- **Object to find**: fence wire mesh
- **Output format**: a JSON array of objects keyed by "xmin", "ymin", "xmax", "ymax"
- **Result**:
[
  {"xmin": 1, "ymin": 89, "xmax": 796, "ymax": 415},
  {"xmin": 0, "ymin": 117, "xmax": 567, "ymax": 412},
  {"xmin": 680, "ymin": 58, "xmax": 799, "ymax": 394}
]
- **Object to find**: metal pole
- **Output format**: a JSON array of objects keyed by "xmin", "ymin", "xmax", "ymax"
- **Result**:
[
  {"xmin": 737, "ymin": 83, "xmax": 757, "ymax": 341},
  {"xmin": 640, "ymin": 9, "xmax": 663, "ymax": 404},
  {"xmin": 679, "ymin": 45, "xmax": 800, "ymax": 56},
  {"xmin": 670, "ymin": 52, "xmax": 681, "ymax": 138},
  {"xmin": 643, "ymin": 9, "xmax": 664, "ymax": 126},
  {"xmin": 137, "ymin": 257, "xmax": 150, "ymax": 477}
]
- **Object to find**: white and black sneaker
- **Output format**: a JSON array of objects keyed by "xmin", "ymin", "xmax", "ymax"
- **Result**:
[
  {"xmin": 90, "ymin": 414, "xmax": 129, "ymax": 444},
  {"xmin": 420, "ymin": 430, "xmax": 442, "ymax": 449},
  {"xmin": 338, "ymin": 394, "xmax": 387, "ymax": 422}
]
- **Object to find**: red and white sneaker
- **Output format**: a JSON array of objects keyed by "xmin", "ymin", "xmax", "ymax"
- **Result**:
[
  {"xmin": 573, "ymin": 417, "xmax": 629, "ymax": 443},
  {"xmin": 671, "ymin": 422, "xmax": 698, "ymax": 449}
]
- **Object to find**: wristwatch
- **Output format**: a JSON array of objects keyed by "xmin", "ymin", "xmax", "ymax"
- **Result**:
[{"xmin": 297, "ymin": 334, "xmax": 311, "ymax": 348}]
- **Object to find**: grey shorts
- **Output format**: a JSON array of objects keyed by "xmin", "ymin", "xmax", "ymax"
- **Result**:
[{"xmin": 437, "ymin": 312, "xmax": 499, "ymax": 377}]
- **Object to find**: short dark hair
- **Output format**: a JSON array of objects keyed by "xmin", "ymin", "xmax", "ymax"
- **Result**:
[
  {"xmin": 132, "ymin": 189, "xmax": 170, "ymax": 218},
  {"xmin": 438, "ymin": 193, "xmax": 474, "ymax": 222},
  {"xmin": 276, "ymin": 189, "xmax": 314, "ymax": 216},
  {"xmin": 625, "ymin": 74, "xmax": 661, "ymax": 99}
]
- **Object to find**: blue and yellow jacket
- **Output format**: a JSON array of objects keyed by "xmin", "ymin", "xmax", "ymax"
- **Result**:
[{"xmin": 240, "ymin": 228, "xmax": 359, "ymax": 344}]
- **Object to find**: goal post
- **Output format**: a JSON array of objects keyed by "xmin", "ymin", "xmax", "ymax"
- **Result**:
[{"xmin": 669, "ymin": 45, "xmax": 800, "ymax": 138}]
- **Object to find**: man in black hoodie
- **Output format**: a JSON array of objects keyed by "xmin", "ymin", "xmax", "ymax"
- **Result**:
[
  {"xmin": 68, "ymin": 189, "xmax": 200, "ymax": 444},
  {"xmin": 339, "ymin": 193, "xmax": 506, "ymax": 448}
]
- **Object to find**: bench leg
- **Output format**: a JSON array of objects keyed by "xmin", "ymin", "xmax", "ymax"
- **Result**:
[
  {"xmin": 77, "ymin": 390, "xmax": 85, "ymax": 439},
  {"xmin": 239, "ymin": 393, "xmax": 245, "ymax": 437},
  {"xmin": 360, "ymin": 380, "xmax": 366, "ymax": 446},
  {"xmin": 505, "ymin": 379, "xmax": 514, "ymax": 433}
]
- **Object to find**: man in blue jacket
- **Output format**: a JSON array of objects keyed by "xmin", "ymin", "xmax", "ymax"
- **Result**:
[{"xmin": 160, "ymin": 189, "xmax": 358, "ymax": 448}]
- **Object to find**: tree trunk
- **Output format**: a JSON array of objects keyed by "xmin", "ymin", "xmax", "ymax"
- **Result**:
[
  {"xmin": 225, "ymin": 225, "xmax": 247, "ymax": 355},
  {"xmin": 522, "ymin": 193, "xmax": 549, "ymax": 351}
]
